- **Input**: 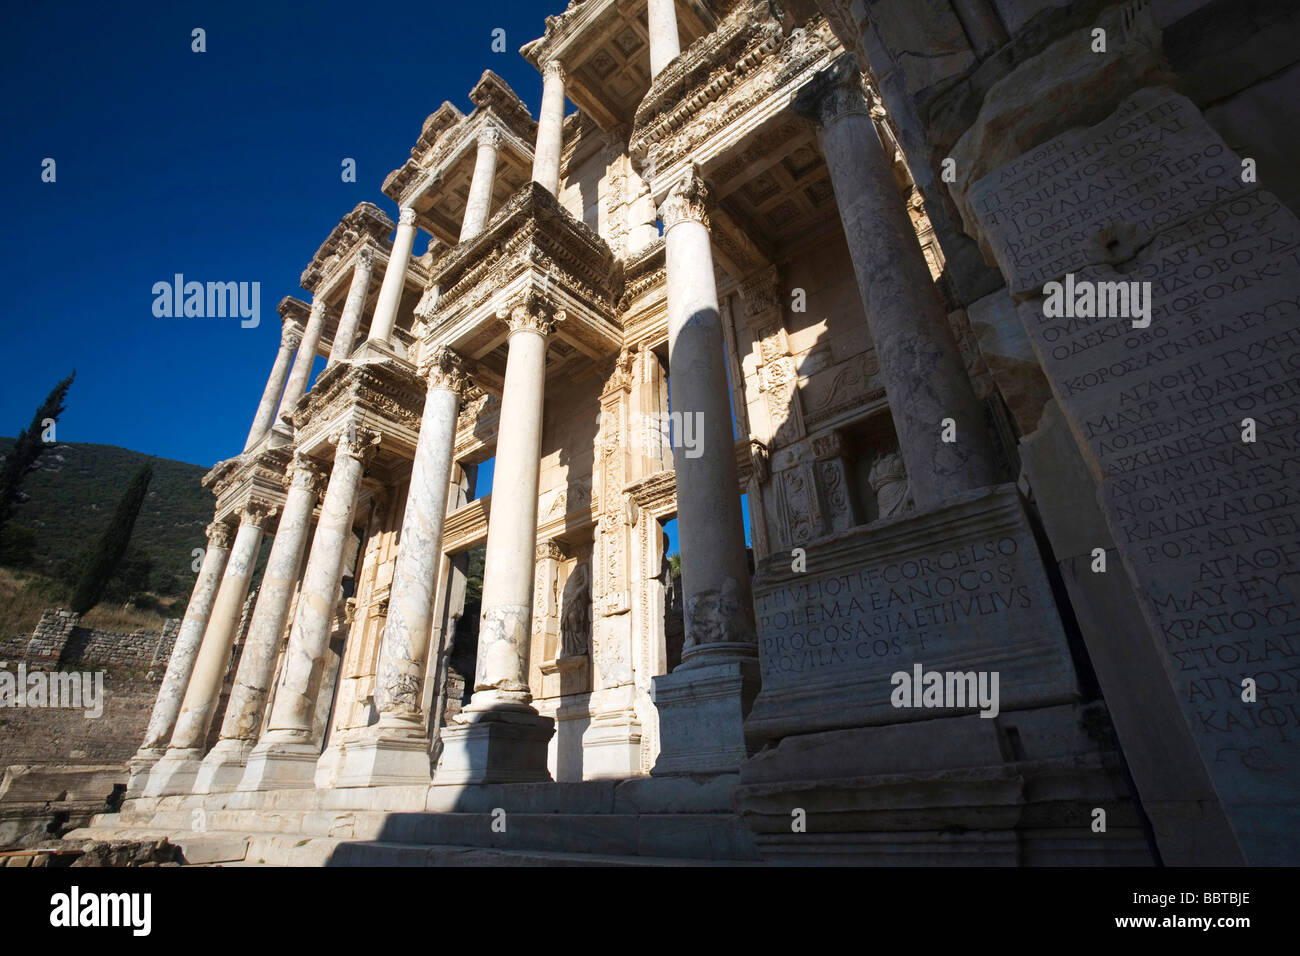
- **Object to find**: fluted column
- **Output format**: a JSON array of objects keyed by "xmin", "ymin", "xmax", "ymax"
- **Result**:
[
  {"xmin": 798, "ymin": 62, "xmax": 999, "ymax": 507},
  {"xmin": 532, "ymin": 61, "xmax": 566, "ymax": 196},
  {"xmin": 460, "ymin": 127, "xmax": 501, "ymax": 242},
  {"xmin": 649, "ymin": 165, "xmax": 759, "ymax": 775},
  {"xmin": 338, "ymin": 349, "xmax": 471, "ymax": 787},
  {"xmin": 277, "ymin": 298, "xmax": 328, "ymax": 428},
  {"xmin": 193, "ymin": 454, "xmax": 325, "ymax": 793},
  {"xmin": 246, "ymin": 322, "xmax": 301, "ymax": 450},
  {"xmin": 144, "ymin": 503, "xmax": 272, "ymax": 796},
  {"xmin": 367, "ymin": 207, "xmax": 418, "ymax": 346},
  {"xmin": 127, "ymin": 520, "xmax": 232, "ymax": 793},
  {"xmin": 328, "ymin": 247, "xmax": 376, "ymax": 365},
  {"xmin": 436, "ymin": 298, "xmax": 556, "ymax": 784},
  {"xmin": 240, "ymin": 421, "xmax": 380, "ymax": 790},
  {"xmin": 647, "ymin": 0, "xmax": 681, "ymax": 79}
]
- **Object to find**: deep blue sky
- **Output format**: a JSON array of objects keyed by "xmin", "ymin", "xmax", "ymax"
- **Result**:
[{"xmin": 1, "ymin": 0, "xmax": 553, "ymax": 468}]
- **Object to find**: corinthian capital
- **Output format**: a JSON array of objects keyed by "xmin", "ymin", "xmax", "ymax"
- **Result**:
[
  {"xmin": 239, "ymin": 499, "xmax": 277, "ymax": 531},
  {"xmin": 478, "ymin": 125, "xmax": 502, "ymax": 150},
  {"xmin": 331, "ymin": 419, "xmax": 383, "ymax": 461},
  {"xmin": 795, "ymin": 55, "xmax": 874, "ymax": 129},
  {"xmin": 543, "ymin": 59, "xmax": 566, "ymax": 83},
  {"xmin": 399, "ymin": 206, "xmax": 417, "ymax": 226},
  {"xmin": 287, "ymin": 450, "xmax": 327, "ymax": 494},
  {"xmin": 355, "ymin": 245, "xmax": 376, "ymax": 269},
  {"xmin": 497, "ymin": 294, "xmax": 565, "ymax": 337},
  {"xmin": 206, "ymin": 520, "xmax": 235, "ymax": 550},
  {"xmin": 419, "ymin": 346, "xmax": 474, "ymax": 396},
  {"xmin": 281, "ymin": 321, "xmax": 304, "ymax": 350},
  {"xmin": 659, "ymin": 164, "xmax": 710, "ymax": 232}
]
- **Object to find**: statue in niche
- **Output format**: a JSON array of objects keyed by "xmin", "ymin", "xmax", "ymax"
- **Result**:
[
  {"xmin": 559, "ymin": 562, "xmax": 592, "ymax": 659},
  {"xmin": 868, "ymin": 448, "xmax": 913, "ymax": 519}
]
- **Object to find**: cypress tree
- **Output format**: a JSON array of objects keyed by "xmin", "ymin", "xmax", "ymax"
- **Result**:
[
  {"xmin": 70, "ymin": 463, "xmax": 153, "ymax": 614},
  {"xmin": 0, "ymin": 371, "xmax": 75, "ymax": 535}
]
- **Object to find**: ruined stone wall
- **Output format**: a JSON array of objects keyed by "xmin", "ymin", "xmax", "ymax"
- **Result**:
[{"xmin": 0, "ymin": 609, "xmax": 182, "ymax": 769}]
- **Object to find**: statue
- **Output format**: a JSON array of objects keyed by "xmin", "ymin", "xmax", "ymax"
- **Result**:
[
  {"xmin": 868, "ymin": 448, "xmax": 913, "ymax": 518},
  {"xmin": 559, "ymin": 562, "xmax": 592, "ymax": 658}
]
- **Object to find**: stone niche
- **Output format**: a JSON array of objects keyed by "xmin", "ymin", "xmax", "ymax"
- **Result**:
[{"xmin": 746, "ymin": 484, "xmax": 1079, "ymax": 744}]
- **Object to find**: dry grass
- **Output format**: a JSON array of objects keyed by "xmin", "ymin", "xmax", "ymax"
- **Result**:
[{"xmin": 0, "ymin": 566, "xmax": 182, "ymax": 640}]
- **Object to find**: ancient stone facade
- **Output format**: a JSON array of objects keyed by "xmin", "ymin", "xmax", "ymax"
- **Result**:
[{"xmin": 109, "ymin": 0, "xmax": 1298, "ymax": 865}]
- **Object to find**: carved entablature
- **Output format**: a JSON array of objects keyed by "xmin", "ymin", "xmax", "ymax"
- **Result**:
[
  {"xmin": 299, "ymin": 203, "xmax": 396, "ymax": 294},
  {"xmin": 631, "ymin": 5, "xmax": 841, "ymax": 191},
  {"xmin": 291, "ymin": 358, "xmax": 426, "ymax": 462},
  {"xmin": 207, "ymin": 447, "xmax": 291, "ymax": 527},
  {"xmin": 277, "ymin": 296, "xmax": 311, "ymax": 331},
  {"xmin": 423, "ymin": 183, "xmax": 625, "ymax": 378},
  {"xmin": 623, "ymin": 469, "xmax": 678, "ymax": 521}
]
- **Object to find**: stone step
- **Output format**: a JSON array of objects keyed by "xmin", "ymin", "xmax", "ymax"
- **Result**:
[{"xmin": 69, "ymin": 807, "xmax": 760, "ymax": 861}]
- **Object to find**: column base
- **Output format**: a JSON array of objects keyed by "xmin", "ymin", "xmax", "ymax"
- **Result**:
[
  {"xmin": 192, "ymin": 738, "xmax": 254, "ymax": 794},
  {"xmin": 141, "ymin": 748, "xmax": 206, "ymax": 797},
  {"xmin": 238, "ymin": 735, "xmax": 320, "ymax": 791},
  {"xmin": 333, "ymin": 724, "xmax": 434, "ymax": 788},
  {"xmin": 435, "ymin": 708, "xmax": 555, "ymax": 785},
  {"xmin": 651, "ymin": 657, "xmax": 759, "ymax": 776},
  {"xmin": 126, "ymin": 748, "xmax": 165, "ymax": 798}
]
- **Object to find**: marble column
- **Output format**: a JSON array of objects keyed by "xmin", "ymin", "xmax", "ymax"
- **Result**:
[
  {"xmin": 126, "ymin": 520, "xmax": 232, "ymax": 794},
  {"xmin": 460, "ymin": 127, "xmax": 501, "ymax": 242},
  {"xmin": 144, "ymin": 503, "xmax": 271, "ymax": 796},
  {"xmin": 647, "ymin": 0, "xmax": 681, "ymax": 79},
  {"xmin": 367, "ymin": 208, "xmax": 418, "ymax": 346},
  {"xmin": 338, "ymin": 348, "xmax": 471, "ymax": 787},
  {"xmin": 800, "ymin": 63, "xmax": 999, "ymax": 508},
  {"xmin": 532, "ymin": 61, "xmax": 566, "ymax": 197},
  {"xmin": 245, "ymin": 321, "xmax": 301, "ymax": 450},
  {"xmin": 437, "ymin": 297, "xmax": 556, "ymax": 784},
  {"xmin": 277, "ymin": 298, "xmax": 328, "ymax": 429},
  {"xmin": 193, "ymin": 454, "xmax": 325, "ymax": 793},
  {"xmin": 240, "ymin": 421, "xmax": 379, "ymax": 790},
  {"xmin": 328, "ymin": 247, "xmax": 376, "ymax": 365},
  {"xmin": 649, "ymin": 165, "xmax": 759, "ymax": 775}
]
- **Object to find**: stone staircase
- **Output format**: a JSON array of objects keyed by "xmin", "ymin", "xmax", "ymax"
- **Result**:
[{"xmin": 64, "ymin": 775, "xmax": 765, "ymax": 866}]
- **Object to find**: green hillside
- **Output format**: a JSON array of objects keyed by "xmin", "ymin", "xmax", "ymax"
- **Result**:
[{"xmin": 0, "ymin": 439, "xmax": 214, "ymax": 597}]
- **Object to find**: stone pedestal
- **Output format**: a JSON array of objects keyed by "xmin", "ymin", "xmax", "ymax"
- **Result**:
[
  {"xmin": 240, "ymin": 422, "xmax": 378, "ymax": 791},
  {"xmin": 337, "ymin": 349, "xmax": 469, "ymax": 788},
  {"xmin": 193, "ymin": 455, "xmax": 323, "ymax": 794},
  {"xmin": 436, "ymin": 709, "xmax": 556, "ymax": 785},
  {"xmin": 128, "ymin": 521, "xmax": 232, "ymax": 795},
  {"xmin": 652, "ymin": 660, "xmax": 759, "ymax": 775}
]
